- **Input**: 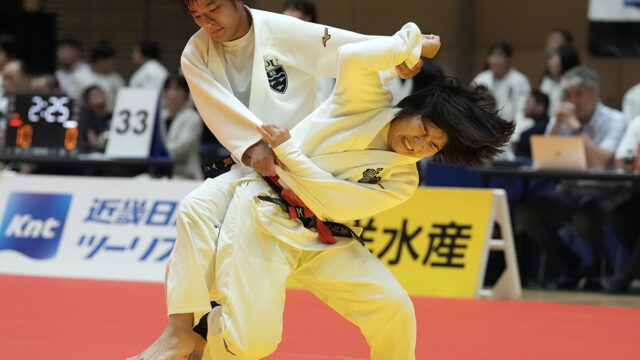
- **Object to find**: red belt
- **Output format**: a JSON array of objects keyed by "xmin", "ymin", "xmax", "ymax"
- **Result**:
[{"xmin": 266, "ymin": 176, "xmax": 337, "ymax": 245}]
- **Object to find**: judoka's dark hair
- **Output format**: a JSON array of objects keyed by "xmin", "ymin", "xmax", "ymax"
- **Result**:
[
  {"xmin": 176, "ymin": 0, "xmax": 243, "ymax": 11},
  {"xmin": 393, "ymin": 77, "xmax": 514, "ymax": 166}
]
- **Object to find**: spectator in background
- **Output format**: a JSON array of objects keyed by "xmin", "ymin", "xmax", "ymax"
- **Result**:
[
  {"xmin": 539, "ymin": 45, "xmax": 580, "ymax": 116},
  {"xmin": 79, "ymin": 85, "xmax": 111, "ymax": 153},
  {"xmin": 517, "ymin": 66, "xmax": 627, "ymax": 289},
  {"xmin": 78, "ymin": 41, "xmax": 126, "ymax": 112},
  {"xmin": 0, "ymin": 33, "xmax": 18, "ymax": 99},
  {"xmin": 161, "ymin": 75, "xmax": 203, "ymax": 180},
  {"xmin": 55, "ymin": 35, "xmax": 91, "ymax": 100},
  {"xmin": 471, "ymin": 42, "xmax": 530, "ymax": 150},
  {"xmin": 545, "ymin": 28, "xmax": 573, "ymax": 56},
  {"xmin": 602, "ymin": 116, "xmax": 640, "ymax": 293},
  {"xmin": 622, "ymin": 82, "xmax": 640, "ymax": 123},
  {"xmin": 1, "ymin": 59, "xmax": 31, "ymax": 94},
  {"xmin": 30, "ymin": 74, "xmax": 60, "ymax": 93},
  {"xmin": 130, "ymin": 40, "xmax": 169, "ymax": 92},
  {"xmin": 0, "ymin": 60, "xmax": 31, "ymax": 161},
  {"xmin": 514, "ymin": 90, "xmax": 549, "ymax": 158},
  {"xmin": 282, "ymin": 0, "xmax": 316, "ymax": 22}
]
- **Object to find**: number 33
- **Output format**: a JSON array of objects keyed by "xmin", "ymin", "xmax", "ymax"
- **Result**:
[{"xmin": 116, "ymin": 109, "xmax": 149, "ymax": 135}]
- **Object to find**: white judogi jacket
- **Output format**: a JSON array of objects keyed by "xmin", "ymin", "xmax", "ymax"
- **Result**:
[
  {"xmin": 245, "ymin": 23, "xmax": 424, "ymax": 250},
  {"xmin": 181, "ymin": 8, "xmax": 377, "ymax": 162}
]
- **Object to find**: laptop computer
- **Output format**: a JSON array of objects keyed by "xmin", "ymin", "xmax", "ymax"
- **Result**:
[{"xmin": 530, "ymin": 135, "xmax": 587, "ymax": 170}]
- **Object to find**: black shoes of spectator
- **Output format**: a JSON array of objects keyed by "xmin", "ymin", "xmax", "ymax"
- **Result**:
[{"xmin": 602, "ymin": 272, "xmax": 634, "ymax": 294}]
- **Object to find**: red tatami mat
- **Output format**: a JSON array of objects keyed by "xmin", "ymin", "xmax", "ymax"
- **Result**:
[{"xmin": 1, "ymin": 274, "xmax": 638, "ymax": 359}]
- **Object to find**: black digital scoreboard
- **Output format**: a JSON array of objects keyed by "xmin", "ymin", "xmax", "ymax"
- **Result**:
[{"xmin": 3, "ymin": 93, "xmax": 80, "ymax": 157}]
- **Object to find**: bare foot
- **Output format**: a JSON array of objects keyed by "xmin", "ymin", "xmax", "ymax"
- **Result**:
[
  {"xmin": 185, "ymin": 332, "xmax": 207, "ymax": 360},
  {"xmin": 127, "ymin": 313, "xmax": 195, "ymax": 360}
]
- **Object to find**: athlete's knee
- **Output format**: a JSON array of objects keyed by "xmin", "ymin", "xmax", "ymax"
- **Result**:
[{"xmin": 381, "ymin": 288, "xmax": 416, "ymax": 328}]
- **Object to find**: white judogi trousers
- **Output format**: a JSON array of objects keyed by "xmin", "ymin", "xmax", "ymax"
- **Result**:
[
  {"xmin": 203, "ymin": 180, "xmax": 417, "ymax": 360},
  {"xmin": 165, "ymin": 167, "xmax": 245, "ymax": 324}
]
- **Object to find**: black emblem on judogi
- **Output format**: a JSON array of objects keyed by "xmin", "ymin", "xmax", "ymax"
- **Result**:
[
  {"xmin": 358, "ymin": 168, "xmax": 384, "ymax": 185},
  {"xmin": 265, "ymin": 58, "xmax": 288, "ymax": 94}
]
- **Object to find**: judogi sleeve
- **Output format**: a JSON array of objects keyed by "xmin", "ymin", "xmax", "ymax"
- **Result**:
[
  {"xmin": 262, "ymin": 11, "xmax": 381, "ymax": 78},
  {"xmin": 180, "ymin": 33, "xmax": 264, "ymax": 162},
  {"xmin": 331, "ymin": 23, "xmax": 423, "ymax": 115},
  {"xmin": 274, "ymin": 139, "xmax": 418, "ymax": 222}
]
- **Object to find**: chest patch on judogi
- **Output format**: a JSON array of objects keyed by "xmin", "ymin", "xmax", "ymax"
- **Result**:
[
  {"xmin": 265, "ymin": 58, "xmax": 288, "ymax": 94},
  {"xmin": 358, "ymin": 168, "xmax": 384, "ymax": 185}
]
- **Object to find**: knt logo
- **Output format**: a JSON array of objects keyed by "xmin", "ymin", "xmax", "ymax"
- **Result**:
[{"xmin": 0, "ymin": 192, "xmax": 72, "ymax": 259}]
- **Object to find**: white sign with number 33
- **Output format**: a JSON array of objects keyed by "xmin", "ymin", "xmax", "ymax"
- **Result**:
[{"xmin": 105, "ymin": 88, "xmax": 160, "ymax": 158}]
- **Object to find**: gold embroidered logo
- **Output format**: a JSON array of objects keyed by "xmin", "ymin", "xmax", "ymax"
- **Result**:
[{"xmin": 322, "ymin": 27, "xmax": 331, "ymax": 47}]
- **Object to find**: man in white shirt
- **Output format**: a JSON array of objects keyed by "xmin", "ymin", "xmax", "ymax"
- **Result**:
[
  {"xmin": 471, "ymin": 42, "xmax": 531, "ymax": 146},
  {"xmin": 128, "ymin": 1, "xmax": 423, "ymax": 359},
  {"xmin": 622, "ymin": 82, "xmax": 640, "ymax": 124},
  {"xmin": 517, "ymin": 66, "xmax": 627, "ymax": 289},
  {"xmin": 77, "ymin": 41, "xmax": 126, "ymax": 111},
  {"xmin": 54, "ymin": 36, "xmax": 91, "ymax": 101},
  {"xmin": 129, "ymin": 40, "xmax": 169, "ymax": 92}
]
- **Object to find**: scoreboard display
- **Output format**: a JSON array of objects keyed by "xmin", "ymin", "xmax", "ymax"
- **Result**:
[{"xmin": 3, "ymin": 93, "xmax": 80, "ymax": 157}]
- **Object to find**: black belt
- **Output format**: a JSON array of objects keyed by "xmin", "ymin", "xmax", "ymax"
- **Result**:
[{"xmin": 201, "ymin": 156, "xmax": 235, "ymax": 178}]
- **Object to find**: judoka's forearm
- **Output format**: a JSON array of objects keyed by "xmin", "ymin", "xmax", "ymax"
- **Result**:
[
  {"xmin": 339, "ymin": 23, "xmax": 422, "ymax": 75},
  {"xmin": 273, "ymin": 140, "xmax": 417, "ymax": 221},
  {"xmin": 277, "ymin": 170, "xmax": 417, "ymax": 222},
  {"xmin": 273, "ymin": 138, "xmax": 333, "ymax": 180}
]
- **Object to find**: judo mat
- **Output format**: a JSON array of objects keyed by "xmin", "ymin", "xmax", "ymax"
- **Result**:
[{"xmin": 1, "ymin": 274, "xmax": 638, "ymax": 360}]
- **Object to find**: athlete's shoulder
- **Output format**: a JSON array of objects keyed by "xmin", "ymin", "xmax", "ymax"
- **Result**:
[{"xmin": 182, "ymin": 28, "xmax": 210, "ymax": 58}]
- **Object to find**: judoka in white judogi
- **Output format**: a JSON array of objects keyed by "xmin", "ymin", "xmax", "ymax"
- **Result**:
[
  {"xmin": 166, "ymin": 7, "xmax": 384, "ymax": 329},
  {"xmin": 203, "ymin": 23, "xmax": 428, "ymax": 360}
]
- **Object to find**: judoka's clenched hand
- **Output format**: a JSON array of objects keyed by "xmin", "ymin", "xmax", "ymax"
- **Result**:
[
  {"xmin": 257, "ymin": 124, "xmax": 291, "ymax": 148},
  {"xmin": 243, "ymin": 140, "xmax": 278, "ymax": 176},
  {"xmin": 421, "ymin": 34, "xmax": 441, "ymax": 59},
  {"xmin": 396, "ymin": 59, "xmax": 424, "ymax": 80}
]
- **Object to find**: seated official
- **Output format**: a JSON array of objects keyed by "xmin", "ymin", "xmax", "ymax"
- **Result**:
[{"xmin": 516, "ymin": 66, "xmax": 627, "ymax": 290}]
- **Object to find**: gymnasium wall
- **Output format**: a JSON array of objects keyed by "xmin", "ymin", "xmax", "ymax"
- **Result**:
[{"xmin": 33, "ymin": 0, "xmax": 640, "ymax": 109}]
